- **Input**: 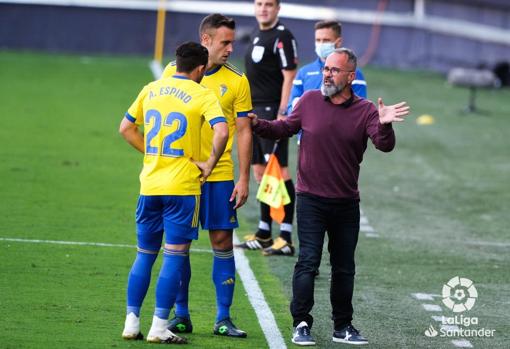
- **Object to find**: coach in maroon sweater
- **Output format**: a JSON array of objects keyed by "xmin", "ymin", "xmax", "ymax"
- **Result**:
[{"xmin": 249, "ymin": 48, "xmax": 410, "ymax": 346}]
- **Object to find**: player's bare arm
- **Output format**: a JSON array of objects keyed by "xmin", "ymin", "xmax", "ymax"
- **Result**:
[
  {"xmin": 231, "ymin": 117, "xmax": 252, "ymax": 209},
  {"xmin": 194, "ymin": 121, "xmax": 229, "ymax": 181},
  {"xmin": 119, "ymin": 117, "xmax": 144, "ymax": 153}
]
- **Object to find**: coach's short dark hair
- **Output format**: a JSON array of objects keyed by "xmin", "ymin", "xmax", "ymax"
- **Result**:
[
  {"xmin": 175, "ymin": 42, "xmax": 209, "ymax": 73},
  {"xmin": 314, "ymin": 20, "xmax": 342, "ymax": 37},
  {"xmin": 334, "ymin": 47, "xmax": 357, "ymax": 71},
  {"xmin": 199, "ymin": 13, "xmax": 235, "ymax": 36}
]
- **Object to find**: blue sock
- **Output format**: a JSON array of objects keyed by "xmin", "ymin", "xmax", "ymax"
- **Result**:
[
  {"xmin": 174, "ymin": 255, "xmax": 191, "ymax": 319},
  {"xmin": 212, "ymin": 249, "xmax": 235, "ymax": 322},
  {"xmin": 154, "ymin": 249, "xmax": 188, "ymax": 319},
  {"xmin": 126, "ymin": 249, "xmax": 158, "ymax": 316}
]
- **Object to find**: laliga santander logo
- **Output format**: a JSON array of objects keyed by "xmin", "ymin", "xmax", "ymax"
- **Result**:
[
  {"xmin": 442, "ymin": 276, "xmax": 478, "ymax": 313},
  {"xmin": 424, "ymin": 277, "xmax": 495, "ymax": 338}
]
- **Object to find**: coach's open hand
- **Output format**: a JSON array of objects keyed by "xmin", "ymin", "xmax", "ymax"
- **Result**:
[{"xmin": 378, "ymin": 98, "xmax": 410, "ymax": 124}]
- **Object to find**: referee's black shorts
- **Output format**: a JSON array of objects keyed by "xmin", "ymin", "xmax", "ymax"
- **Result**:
[{"xmin": 251, "ymin": 103, "xmax": 289, "ymax": 167}]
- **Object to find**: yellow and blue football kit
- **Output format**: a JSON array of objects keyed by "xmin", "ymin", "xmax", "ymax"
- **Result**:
[
  {"xmin": 126, "ymin": 75, "xmax": 225, "ymax": 196},
  {"xmin": 159, "ymin": 62, "xmax": 251, "ymax": 329},
  {"xmin": 162, "ymin": 62, "xmax": 252, "ymax": 181},
  {"xmin": 125, "ymin": 75, "xmax": 225, "ymax": 240},
  {"xmin": 162, "ymin": 62, "xmax": 252, "ymax": 230}
]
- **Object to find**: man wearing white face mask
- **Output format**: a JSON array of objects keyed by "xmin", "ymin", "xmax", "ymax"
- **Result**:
[{"xmin": 288, "ymin": 21, "xmax": 367, "ymax": 121}]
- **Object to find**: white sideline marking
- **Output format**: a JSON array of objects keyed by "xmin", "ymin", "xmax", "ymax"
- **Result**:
[
  {"xmin": 359, "ymin": 208, "xmax": 379, "ymax": 238},
  {"xmin": 451, "ymin": 339, "xmax": 473, "ymax": 348},
  {"xmin": 360, "ymin": 225, "xmax": 375, "ymax": 233},
  {"xmin": 364, "ymin": 232, "xmax": 380, "ymax": 238},
  {"xmin": 422, "ymin": 304, "xmax": 442, "ymax": 312},
  {"xmin": 233, "ymin": 232, "xmax": 287, "ymax": 349},
  {"xmin": 0, "ymin": 237, "xmax": 212, "ymax": 253},
  {"xmin": 412, "ymin": 293, "xmax": 441, "ymax": 300}
]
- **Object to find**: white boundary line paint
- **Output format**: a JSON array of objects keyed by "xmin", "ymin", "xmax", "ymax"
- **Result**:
[
  {"xmin": 364, "ymin": 232, "xmax": 380, "ymax": 238},
  {"xmin": 0, "ymin": 237, "xmax": 212, "ymax": 253},
  {"xmin": 233, "ymin": 232, "xmax": 287, "ymax": 349},
  {"xmin": 359, "ymin": 208, "xmax": 379, "ymax": 238},
  {"xmin": 431, "ymin": 315, "xmax": 443, "ymax": 322},
  {"xmin": 422, "ymin": 304, "xmax": 442, "ymax": 312},
  {"xmin": 412, "ymin": 293, "xmax": 441, "ymax": 301},
  {"xmin": 451, "ymin": 339, "xmax": 473, "ymax": 348}
]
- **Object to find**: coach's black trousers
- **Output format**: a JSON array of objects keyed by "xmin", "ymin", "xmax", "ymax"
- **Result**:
[{"xmin": 290, "ymin": 193, "xmax": 360, "ymax": 330}]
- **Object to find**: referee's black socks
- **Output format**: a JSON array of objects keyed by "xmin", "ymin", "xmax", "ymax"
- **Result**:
[{"xmin": 257, "ymin": 202, "xmax": 272, "ymax": 240}]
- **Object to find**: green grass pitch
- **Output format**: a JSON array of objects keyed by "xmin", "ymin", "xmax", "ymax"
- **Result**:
[{"xmin": 0, "ymin": 50, "xmax": 509, "ymax": 348}]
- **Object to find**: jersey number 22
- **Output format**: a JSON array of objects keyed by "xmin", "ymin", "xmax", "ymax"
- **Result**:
[{"xmin": 145, "ymin": 109, "xmax": 187, "ymax": 157}]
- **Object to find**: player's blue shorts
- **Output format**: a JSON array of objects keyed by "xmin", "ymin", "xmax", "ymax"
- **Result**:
[
  {"xmin": 135, "ymin": 195, "xmax": 200, "ymax": 250},
  {"xmin": 200, "ymin": 181, "xmax": 238, "ymax": 230}
]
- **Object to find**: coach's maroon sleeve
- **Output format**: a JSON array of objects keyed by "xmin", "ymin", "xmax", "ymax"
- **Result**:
[{"xmin": 252, "ymin": 112, "xmax": 302, "ymax": 140}]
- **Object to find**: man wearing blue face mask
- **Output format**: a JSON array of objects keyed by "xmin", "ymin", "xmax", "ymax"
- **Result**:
[{"xmin": 288, "ymin": 21, "xmax": 367, "ymax": 123}]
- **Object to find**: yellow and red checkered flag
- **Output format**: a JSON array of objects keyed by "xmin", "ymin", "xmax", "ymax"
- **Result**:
[{"xmin": 256, "ymin": 154, "xmax": 291, "ymax": 224}]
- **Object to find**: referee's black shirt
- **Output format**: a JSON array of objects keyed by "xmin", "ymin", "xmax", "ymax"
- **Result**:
[{"xmin": 244, "ymin": 21, "xmax": 298, "ymax": 105}]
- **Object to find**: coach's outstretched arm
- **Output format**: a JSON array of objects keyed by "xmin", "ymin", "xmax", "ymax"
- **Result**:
[
  {"xmin": 248, "ymin": 111, "xmax": 302, "ymax": 140},
  {"xmin": 194, "ymin": 121, "xmax": 229, "ymax": 181}
]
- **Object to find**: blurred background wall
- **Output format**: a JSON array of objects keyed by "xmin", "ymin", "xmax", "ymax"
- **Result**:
[{"xmin": 1, "ymin": 0, "xmax": 509, "ymax": 72}]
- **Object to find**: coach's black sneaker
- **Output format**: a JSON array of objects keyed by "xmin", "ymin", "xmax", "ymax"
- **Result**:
[
  {"xmin": 291, "ymin": 321, "xmax": 316, "ymax": 346},
  {"xmin": 235, "ymin": 234, "xmax": 273, "ymax": 250},
  {"xmin": 168, "ymin": 316, "xmax": 193, "ymax": 333},
  {"xmin": 332, "ymin": 324, "xmax": 368, "ymax": 345},
  {"xmin": 262, "ymin": 237, "xmax": 295, "ymax": 256},
  {"xmin": 213, "ymin": 318, "xmax": 247, "ymax": 338}
]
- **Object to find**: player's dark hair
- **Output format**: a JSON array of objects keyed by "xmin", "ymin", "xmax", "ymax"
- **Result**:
[
  {"xmin": 314, "ymin": 20, "xmax": 342, "ymax": 37},
  {"xmin": 175, "ymin": 41, "xmax": 209, "ymax": 73},
  {"xmin": 199, "ymin": 13, "xmax": 236, "ymax": 36}
]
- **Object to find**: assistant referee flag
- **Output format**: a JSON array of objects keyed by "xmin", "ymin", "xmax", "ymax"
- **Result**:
[{"xmin": 256, "ymin": 154, "xmax": 290, "ymax": 224}]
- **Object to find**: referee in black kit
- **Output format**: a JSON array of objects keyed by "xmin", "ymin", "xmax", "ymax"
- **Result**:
[{"xmin": 237, "ymin": 0, "xmax": 297, "ymax": 256}]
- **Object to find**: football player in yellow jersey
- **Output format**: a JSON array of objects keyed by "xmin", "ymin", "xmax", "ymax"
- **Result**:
[
  {"xmin": 161, "ymin": 14, "xmax": 252, "ymax": 338},
  {"xmin": 119, "ymin": 42, "xmax": 229, "ymax": 344}
]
